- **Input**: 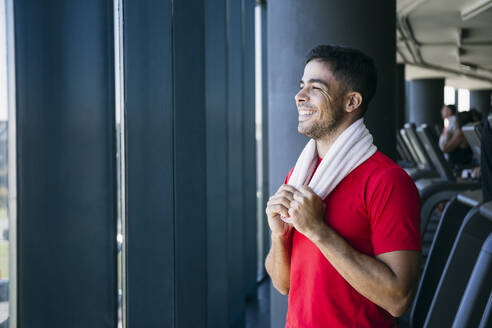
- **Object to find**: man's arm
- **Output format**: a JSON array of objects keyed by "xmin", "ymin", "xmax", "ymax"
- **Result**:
[
  {"xmin": 310, "ymin": 227, "xmax": 420, "ymax": 317},
  {"xmin": 289, "ymin": 185, "xmax": 421, "ymax": 317},
  {"xmin": 264, "ymin": 184, "xmax": 297, "ymax": 295},
  {"xmin": 265, "ymin": 231, "xmax": 292, "ymax": 295},
  {"xmin": 442, "ymin": 128, "xmax": 466, "ymax": 153}
]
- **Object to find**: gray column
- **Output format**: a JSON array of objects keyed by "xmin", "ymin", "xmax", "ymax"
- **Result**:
[
  {"xmin": 470, "ymin": 89, "xmax": 492, "ymax": 116},
  {"xmin": 405, "ymin": 81, "xmax": 411, "ymax": 123},
  {"xmin": 407, "ymin": 78, "xmax": 444, "ymax": 128},
  {"xmin": 267, "ymin": 1, "xmax": 396, "ymax": 327},
  {"xmin": 395, "ymin": 63, "xmax": 406, "ymax": 130},
  {"xmin": 455, "ymin": 89, "xmax": 460, "ymax": 110}
]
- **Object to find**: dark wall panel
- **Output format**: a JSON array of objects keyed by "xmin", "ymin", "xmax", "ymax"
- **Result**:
[
  {"xmin": 15, "ymin": 0, "xmax": 117, "ymax": 327},
  {"xmin": 173, "ymin": 0, "xmax": 208, "ymax": 327},
  {"xmin": 242, "ymin": 0, "xmax": 258, "ymax": 300},
  {"xmin": 205, "ymin": 0, "xmax": 229, "ymax": 327},
  {"xmin": 125, "ymin": 0, "xmax": 174, "ymax": 327},
  {"xmin": 227, "ymin": 0, "xmax": 246, "ymax": 324}
]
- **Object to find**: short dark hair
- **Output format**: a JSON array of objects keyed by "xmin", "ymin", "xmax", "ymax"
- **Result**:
[
  {"xmin": 444, "ymin": 104, "xmax": 457, "ymax": 114},
  {"xmin": 306, "ymin": 45, "xmax": 378, "ymax": 116},
  {"xmin": 456, "ymin": 111, "xmax": 473, "ymax": 128}
]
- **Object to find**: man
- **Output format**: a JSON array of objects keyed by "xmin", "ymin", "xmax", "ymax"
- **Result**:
[
  {"xmin": 265, "ymin": 45, "xmax": 421, "ymax": 327},
  {"xmin": 439, "ymin": 104, "xmax": 473, "ymax": 168},
  {"xmin": 439, "ymin": 104, "xmax": 457, "ymax": 151}
]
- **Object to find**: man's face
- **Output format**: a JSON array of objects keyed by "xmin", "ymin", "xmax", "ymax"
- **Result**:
[
  {"xmin": 294, "ymin": 60, "xmax": 346, "ymax": 139},
  {"xmin": 441, "ymin": 106, "xmax": 452, "ymax": 119}
]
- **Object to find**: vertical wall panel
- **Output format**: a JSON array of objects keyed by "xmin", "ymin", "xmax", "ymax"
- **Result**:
[
  {"xmin": 227, "ymin": 0, "xmax": 246, "ymax": 325},
  {"xmin": 173, "ymin": 0, "xmax": 208, "ymax": 326},
  {"xmin": 15, "ymin": 1, "xmax": 117, "ymax": 327},
  {"xmin": 242, "ymin": 0, "xmax": 258, "ymax": 300},
  {"xmin": 125, "ymin": 1, "xmax": 174, "ymax": 327},
  {"xmin": 205, "ymin": 0, "xmax": 229, "ymax": 327}
]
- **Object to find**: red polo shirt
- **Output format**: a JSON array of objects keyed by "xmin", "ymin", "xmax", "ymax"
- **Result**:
[{"xmin": 285, "ymin": 151, "xmax": 421, "ymax": 328}]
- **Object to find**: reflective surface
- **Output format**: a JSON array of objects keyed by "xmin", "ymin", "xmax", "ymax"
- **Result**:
[
  {"xmin": 0, "ymin": 1, "xmax": 10, "ymax": 326},
  {"xmin": 114, "ymin": 0, "xmax": 126, "ymax": 327}
]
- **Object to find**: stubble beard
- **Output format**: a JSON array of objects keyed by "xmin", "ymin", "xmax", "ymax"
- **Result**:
[{"xmin": 300, "ymin": 104, "xmax": 345, "ymax": 140}]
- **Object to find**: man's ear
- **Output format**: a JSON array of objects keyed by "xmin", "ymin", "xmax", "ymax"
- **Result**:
[{"xmin": 344, "ymin": 92, "xmax": 363, "ymax": 113}]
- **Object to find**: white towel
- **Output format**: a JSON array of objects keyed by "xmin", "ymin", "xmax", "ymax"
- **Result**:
[{"xmin": 281, "ymin": 118, "xmax": 377, "ymax": 223}]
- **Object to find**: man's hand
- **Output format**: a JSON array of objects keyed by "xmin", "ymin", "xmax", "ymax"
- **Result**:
[
  {"xmin": 288, "ymin": 185, "xmax": 327, "ymax": 240},
  {"xmin": 265, "ymin": 184, "xmax": 298, "ymax": 294},
  {"xmin": 266, "ymin": 184, "xmax": 297, "ymax": 237}
]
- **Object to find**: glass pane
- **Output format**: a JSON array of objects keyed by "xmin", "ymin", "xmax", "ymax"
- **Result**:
[
  {"xmin": 444, "ymin": 86, "xmax": 455, "ymax": 105},
  {"xmin": 113, "ymin": 0, "xmax": 126, "ymax": 327},
  {"xmin": 458, "ymin": 88, "xmax": 470, "ymax": 112},
  {"xmin": 0, "ymin": 1, "xmax": 9, "ymax": 326}
]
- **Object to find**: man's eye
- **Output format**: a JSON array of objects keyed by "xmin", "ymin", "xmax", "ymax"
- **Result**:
[{"xmin": 312, "ymin": 86, "xmax": 320, "ymax": 90}]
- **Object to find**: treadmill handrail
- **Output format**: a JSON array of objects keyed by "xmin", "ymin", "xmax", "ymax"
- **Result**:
[
  {"xmin": 400, "ymin": 128, "xmax": 422, "ymax": 167},
  {"xmin": 404, "ymin": 123, "xmax": 434, "ymax": 170},
  {"xmin": 417, "ymin": 124, "xmax": 455, "ymax": 181},
  {"xmin": 463, "ymin": 122, "xmax": 482, "ymax": 161}
]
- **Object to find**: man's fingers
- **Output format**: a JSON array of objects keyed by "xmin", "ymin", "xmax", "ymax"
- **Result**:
[
  {"xmin": 266, "ymin": 204, "xmax": 289, "ymax": 218},
  {"xmin": 278, "ymin": 184, "xmax": 298, "ymax": 195},
  {"xmin": 272, "ymin": 189, "xmax": 294, "ymax": 202},
  {"xmin": 299, "ymin": 185, "xmax": 315, "ymax": 195},
  {"xmin": 268, "ymin": 195, "xmax": 292, "ymax": 209},
  {"xmin": 293, "ymin": 191, "xmax": 306, "ymax": 204},
  {"xmin": 299, "ymin": 185, "xmax": 319, "ymax": 200}
]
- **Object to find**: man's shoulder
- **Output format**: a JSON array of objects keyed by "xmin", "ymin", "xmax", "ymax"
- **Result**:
[{"xmin": 357, "ymin": 151, "xmax": 414, "ymax": 187}]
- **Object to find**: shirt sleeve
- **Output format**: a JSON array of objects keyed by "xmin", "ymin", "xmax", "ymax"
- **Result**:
[{"xmin": 367, "ymin": 167, "xmax": 422, "ymax": 255}]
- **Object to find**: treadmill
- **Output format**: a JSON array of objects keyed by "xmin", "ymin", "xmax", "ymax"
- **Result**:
[
  {"xmin": 415, "ymin": 124, "xmax": 480, "ymax": 237},
  {"xmin": 400, "ymin": 125, "xmax": 438, "ymax": 181},
  {"xmin": 463, "ymin": 122, "xmax": 482, "ymax": 164},
  {"xmin": 396, "ymin": 132, "xmax": 416, "ymax": 167}
]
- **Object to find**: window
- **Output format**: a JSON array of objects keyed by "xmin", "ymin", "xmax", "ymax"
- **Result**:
[
  {"xmin": 444, "ymin": 86, "xmax": 455, "ymax": 105},
  {"xmin": 457, "ymin": 88, "xmax": 470, "ymax": 112},
  {"xmin": 0, "ymin": 0, "xmax": 16, "ymax": 326}
]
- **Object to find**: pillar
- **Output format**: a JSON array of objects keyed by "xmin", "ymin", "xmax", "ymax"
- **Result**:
[
  {"xmin": 470, "ymin": 89, "xmax": 492, "ymax": 116},
  {"xmin": 395, "ymin": 63, "xmax": 406, "ymax": 130},
  {"xmin": 455, "ymin": 89, "xmax": 460, "ymax": 110},
  {"xmin": 407, "ymin": 78, "xmax": 445, "ymax": 128},
  {"xmin": 267, "ymin": 1, "xmax": 396, "ymax": 327}
]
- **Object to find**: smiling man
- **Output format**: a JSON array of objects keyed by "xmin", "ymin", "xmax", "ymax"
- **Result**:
[{"xmin": 265, "ymin": 45, "xmax": 421, "ymax": 328}]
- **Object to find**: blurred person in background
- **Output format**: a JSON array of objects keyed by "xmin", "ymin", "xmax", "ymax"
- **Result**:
[
  {"xmin": 469, "ymin": 108, "xmax": 483, "ymax": 123},
  {"xmin": 441, "ymin": 111, "xmax": 473, "ymax": 169},
  {"xmin": 439, "ymin": 104, "xmax": 457, "ymax": 150}
]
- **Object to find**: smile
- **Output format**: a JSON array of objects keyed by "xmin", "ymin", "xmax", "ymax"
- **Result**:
[
  {"xmin": 299, "ymin": 110, "xmax": 315, "ymax": 115},
  {"xmin": 298, "ymin": 109, "xmax": 316, "ymax": 122}
]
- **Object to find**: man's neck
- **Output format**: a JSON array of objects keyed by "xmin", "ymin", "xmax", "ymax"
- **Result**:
[{"xmin": 315, "ymin": 118, "xmax": 357, "ymax": 158}]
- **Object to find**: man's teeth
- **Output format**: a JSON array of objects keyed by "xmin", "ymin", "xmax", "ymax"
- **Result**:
[{"xmin": 299, "ymin": 110, "xmax": 314, "ymax": 115}]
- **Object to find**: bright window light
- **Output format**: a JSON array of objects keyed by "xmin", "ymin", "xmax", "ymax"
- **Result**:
[
  {"xmin": 457, "ymin": 88, "xmax": 470, "ymax": 112},
  {"xmin": 444, "ymin": 86, "xmax": 455, "ymax": 105}
]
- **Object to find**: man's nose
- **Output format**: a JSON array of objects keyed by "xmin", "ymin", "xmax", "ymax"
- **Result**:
[{"xmin": 295, "ymin": 88, "xmax": 308, "ymax": 104}]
